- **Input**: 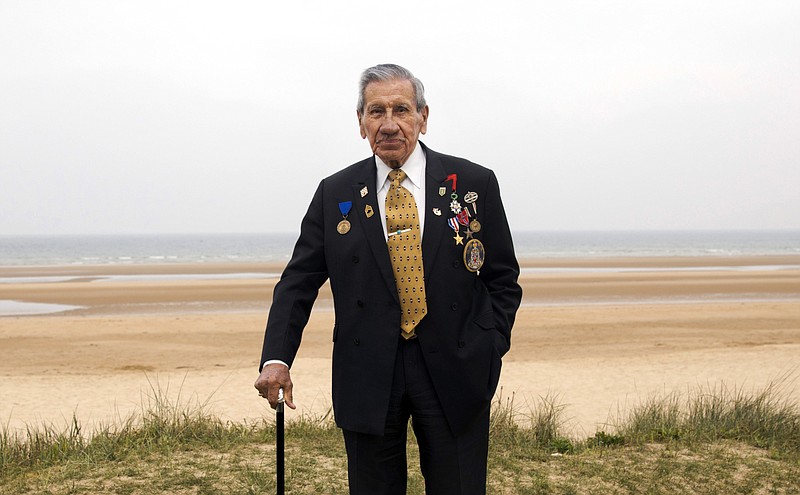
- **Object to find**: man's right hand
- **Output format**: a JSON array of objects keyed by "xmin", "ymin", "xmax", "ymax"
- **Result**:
[{"xmin": 254, "ymin": 363, "xmax": 296, "ymax": 410}]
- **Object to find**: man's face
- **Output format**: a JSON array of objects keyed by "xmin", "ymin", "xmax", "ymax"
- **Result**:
[{"xmin": 358, "ymin": 79, "xmax": 429, "ymax": 169}]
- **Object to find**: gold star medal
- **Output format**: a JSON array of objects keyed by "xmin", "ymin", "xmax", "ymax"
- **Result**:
[{"xmin": 447, "ymin": 217, "xmax": 461, "ymax": 244}]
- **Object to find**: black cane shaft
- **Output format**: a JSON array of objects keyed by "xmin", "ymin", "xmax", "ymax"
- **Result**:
[{"xmin": 276, "ymin": 401, "xmax": 284, "ymax": 494}]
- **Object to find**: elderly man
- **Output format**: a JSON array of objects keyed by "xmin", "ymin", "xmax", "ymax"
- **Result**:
[{"xmin": 255, "ymin": 64, "xmax": 521, "ymax": 494}]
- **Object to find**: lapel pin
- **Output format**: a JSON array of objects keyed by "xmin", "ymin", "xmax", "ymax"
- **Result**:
[
  {"xmin": 360, "ymin": 186, "xmax": 368, "ymax": 198},
  {"xmin": 432, "ymin": 208, "xmax": 442, "ymax": 216},
  {"xmin": 439, "ymin": 186, "xmax": 446, "ymax": 197},
  {"xmin": 365, "ymin": 204, "xmax": 374, "ymax": 218}
]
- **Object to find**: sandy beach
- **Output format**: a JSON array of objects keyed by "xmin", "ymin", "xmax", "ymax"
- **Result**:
[{"xmin": 1, "ymin": 256, "xmax": 799, "ymax": 437}]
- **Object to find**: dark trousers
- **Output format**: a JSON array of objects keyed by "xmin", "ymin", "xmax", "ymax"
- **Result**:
[{"xmin": 342, "ymin": 337, "xmax": 489, "ymax": 495}]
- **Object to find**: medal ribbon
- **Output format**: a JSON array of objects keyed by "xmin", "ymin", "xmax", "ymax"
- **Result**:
[
  {"xmin": 445, "ymin": 174, "xmax": 457, "ymax": 191},
  {"xmin": 447, "ymin": 218, "xmax": 460, "ymax": 232},
  {"xmin": 456, "ymin": 208, "xmax": 471, "ymax": 226},
  {"xmin": 338, "ymin": 201, "xmax": 352, "ymax": 217}
]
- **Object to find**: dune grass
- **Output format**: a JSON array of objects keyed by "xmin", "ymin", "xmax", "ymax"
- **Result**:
[{"xmin": 2, "ymin": 379, "xmax": 799, "ymax": 494}]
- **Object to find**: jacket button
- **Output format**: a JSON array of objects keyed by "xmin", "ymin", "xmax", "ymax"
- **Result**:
[
  {"xmin": 458, "ymin": 340, "xmax": 466, "ymax": 348},
  {"xmin": 354, "ymin": 338, "xmax": 360, "ymax": 346},
  {"xmin": 450, "ymin": 303, "xmax": 458, "ymax": 311},
  {"xmin": 352, "ymin": 256, "xmax": 359, "ymax": 263},
  {"xmin": 357, "ymin": 300, "xmax": 364, "ymax": 307}
]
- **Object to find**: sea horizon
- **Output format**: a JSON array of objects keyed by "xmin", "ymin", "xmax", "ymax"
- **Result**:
[{"xmin": 1, "ymin": 229, "xmax": 799, "ymax": 267}]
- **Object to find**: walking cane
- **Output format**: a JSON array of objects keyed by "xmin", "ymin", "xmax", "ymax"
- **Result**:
[{"xmin": 276, "ymin": 387, "xmax": 285, "ymax": 495}]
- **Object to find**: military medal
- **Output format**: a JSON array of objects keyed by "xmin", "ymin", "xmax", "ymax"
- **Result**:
[
  {"xmin": 447, "ymin": 217, "xmax": 462, "ymax": 245},
  {"xmin": 456, "ymin": 208, "xmax": 470, "ymax": 226},
  {"xmin": 447, "ymin": 217, "xmax": 459, "ymax": 233},
  {"xmin": 445, "ymin": 174, "xmax": 463, "ymax": 214},
  {"xmin": 459, "ymin": 191, "xmax": 481, "ymax": 233},
  {"xmin": 463, "ymin": 238, "xmax": 485, "ymax": 272},
  {"xmin": 464, "ymin": 191, "xmax": 478, "ymax": 214},
  {"xmin": 337, "ymin": 201, "xmax": 352, "ymax": 234}
]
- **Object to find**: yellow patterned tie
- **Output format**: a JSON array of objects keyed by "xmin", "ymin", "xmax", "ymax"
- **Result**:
[{"xmin": 385, "ymin": 169, "xmax": 427, "ymax": 338}]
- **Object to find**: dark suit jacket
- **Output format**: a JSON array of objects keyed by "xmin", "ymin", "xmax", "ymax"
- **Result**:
[{"xmin": 260, "ymin": 142, "xmax": 522, "ymax": 436}]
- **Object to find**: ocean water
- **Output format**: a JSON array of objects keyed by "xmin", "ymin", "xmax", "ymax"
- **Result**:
[
  {"xmin": 0, "ymin": 233, "xmax": 297, "ymax": 266},
  {"xmin": 512, "ymin": 230, "xmax": 800, "ymax": 259},
  {"xmin": 0, "ymin": 230, "xmax": 799, "ymax": 267}
]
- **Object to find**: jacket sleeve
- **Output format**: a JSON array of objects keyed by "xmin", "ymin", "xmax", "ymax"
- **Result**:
[
  {"xmin": 479, "ymin": 170, "xmax": 522, "ymax": 356},
  {"xmin": 259, "ymin": 180, "xmax": 329, "ymax": 370}
]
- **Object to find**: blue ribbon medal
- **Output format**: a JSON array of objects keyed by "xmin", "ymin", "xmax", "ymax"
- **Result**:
[{"xmin": 337, "ymin": 201, "xmax": 353, "ymax": 235}]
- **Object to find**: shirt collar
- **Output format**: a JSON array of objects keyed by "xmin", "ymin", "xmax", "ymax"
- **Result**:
[{"xmin": 376, "ymin": 143, "xmax": 426, "ymax": 193}]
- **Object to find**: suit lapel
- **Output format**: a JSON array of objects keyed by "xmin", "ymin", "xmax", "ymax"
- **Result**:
[
  {"xmin": 350, "ymin": 158, "xmax": 399, "ymax": 303},
  {"xmin": 421, "ymin": 145, "xmax": 449, "ymax": 281}
]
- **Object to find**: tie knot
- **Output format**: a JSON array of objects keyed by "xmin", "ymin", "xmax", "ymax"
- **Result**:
[{"xmin": 388, "ymin": 169, "xmax": 407, "ymax": 185}]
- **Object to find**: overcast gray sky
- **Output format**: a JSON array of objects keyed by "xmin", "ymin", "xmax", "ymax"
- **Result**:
[{"xmin": 1, "ymin": 0, "xmax": 798, "ymax": 235}]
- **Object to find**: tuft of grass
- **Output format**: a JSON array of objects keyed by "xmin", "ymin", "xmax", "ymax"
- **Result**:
[
  {"xmin": 0, "ymin": 414, "xmax": 88, "ymax": 472},
  {"xmin": 2, "ymin": 378, "xmax": 799, "ymax": 494},
  {"xmin": 686, "ymin": 380, "xmax": 800, "ymax": 452},
  {"xmin": 490, "ymin": 390, "xmax": 574, "ymax": 454},
  {"xmin": 618, "ymin": 378, "xmax": 800, "ymax": 454},
  {"xmin": 0, "ymin": 375, "xmax": 266, "ymax": 476},
  {"xmin": 618, "ymin": 390, "xmax": 684, "ymax": 443}
]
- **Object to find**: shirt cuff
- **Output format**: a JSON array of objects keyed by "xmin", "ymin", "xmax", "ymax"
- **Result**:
[{"xmin": 263, "ymin": 359, "xmax": 289, "ymax": 369}]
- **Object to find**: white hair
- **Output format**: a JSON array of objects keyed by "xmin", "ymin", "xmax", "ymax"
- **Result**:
[{"xmin": 357, "ymin": 64, "xmax": 426, "ymax": 114}]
